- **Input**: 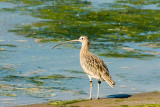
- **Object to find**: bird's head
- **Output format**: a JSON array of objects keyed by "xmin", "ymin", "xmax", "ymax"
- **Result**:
[
  {"xmin": 52, "ymin": 36, "xmax": 89, "ymax": 49},
  {"xmin": 78, "ymin": 36, "xmax": 89, "ymax": 43}
]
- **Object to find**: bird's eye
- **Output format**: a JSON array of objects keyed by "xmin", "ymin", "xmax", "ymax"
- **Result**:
[{"xmin": 81, "ymin": 38, "xmax": 84, "ymax": 40}]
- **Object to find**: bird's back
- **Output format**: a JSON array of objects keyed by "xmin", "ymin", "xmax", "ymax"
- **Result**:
[{"xmin": 80, "ymin": 50, "xmax": 115, "ymax": 87}]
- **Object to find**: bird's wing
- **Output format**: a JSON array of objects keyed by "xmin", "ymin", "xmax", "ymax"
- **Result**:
[{"xmin": 80, "ymin": 52, "xmax": 115, "ymax": 87}]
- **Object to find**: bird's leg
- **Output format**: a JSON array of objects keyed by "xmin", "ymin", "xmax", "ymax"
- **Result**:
[
  {"xmin": 90, "ymin": 81, "xmax": 92, "ymax": 99},
  {"xmin": 97, "ymin": 81, "xmax": 101, "ymax": 99}
]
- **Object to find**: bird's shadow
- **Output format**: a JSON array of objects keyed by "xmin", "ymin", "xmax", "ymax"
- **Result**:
[{"xmin": 106, "ymin": 94, "xmax": 132, "ymax": 98}]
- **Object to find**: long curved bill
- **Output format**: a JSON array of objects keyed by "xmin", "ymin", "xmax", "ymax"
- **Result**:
[{"xmin": 52, "ymin": 40, "xmax": 80, "ymax": 49}]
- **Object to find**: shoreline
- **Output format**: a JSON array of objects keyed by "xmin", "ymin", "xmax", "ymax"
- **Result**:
[{"xmin": 16, "ymin": 91, "xmax": 160, "ymax": 107}]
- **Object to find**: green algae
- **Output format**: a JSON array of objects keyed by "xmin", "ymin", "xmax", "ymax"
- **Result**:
[
  {"xmin": 0, "ymin": 44, "xmax": 16, "ymax": 47},
  {"xmin": 39, "ymin": 75, "xmax": 75, "ymax": 80},
  {"xmin": 0, "ymin": 0, "xmax": 160, "ymax": 59},
  {"xmin": 28, "ymin": 78, "xmax": 44, "ymax": 85},
  {"xmin": 0, "ymin": 93, "xmax": 17, "ymax": 97},
  {"xmin": 27, "ymin": 74, "xmax": 75, "ymax": 86},
  {"xmin": 1, "ymin": 74, "xmax": 76, "ymax": 86},
  {"xmin": 128, "ymin": 104, "xmax": 160, "ymax": 107},
  {"xmin": 0, "ymin": 83, "xmax": 55, "ymax": 98},
  {"xmin": 64, "ymin": 70, "xmax": 84, "ymax": 74},
  {"xmin": 0, "ymin": 0, "xmax": 50, "ymax": 6},
  {"xmin": 99, "ymin": 51, "xmax": 156, "ymax": 59},
  {"xmin": 115, "ymin": 99, "xmax": 124, "ymax": 102},
  {"xmin": 49, "ymin": 99, "xmax": 89, "ymax": 106},
  {"xmin": 74, "ymin": 90, "xmax": 87, "ymax": 95},
  {"xmin": 0, "ymin": 64, "xmax": 15, "ymax": 73},
  {"xmin": 117, "ymin": 0, "xmax": 160, "ymax": 5},
  {"xmin": 2, "ymin": 75, "xmax": 24, "ymax": 81}
]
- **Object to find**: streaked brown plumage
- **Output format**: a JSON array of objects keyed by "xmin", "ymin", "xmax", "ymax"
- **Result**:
[{"xmin": 53, "ymin": 36, "xmax": 115, "ymax": 99}]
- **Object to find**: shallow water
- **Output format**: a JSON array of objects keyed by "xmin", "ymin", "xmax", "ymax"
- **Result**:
[{"xmin": 0, "ymin": 0, "xmax": 160, "ymax": 106}]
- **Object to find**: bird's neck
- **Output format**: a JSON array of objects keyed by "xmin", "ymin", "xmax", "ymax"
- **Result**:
[{"xmin": 80, "ymin": 42, "xmax": 89, "ymax": 53}]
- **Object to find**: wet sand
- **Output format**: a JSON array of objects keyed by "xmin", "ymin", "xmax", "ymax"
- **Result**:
[{"xmin": 16, "ymin": 92, "xmax": 160, "ymax": 107}]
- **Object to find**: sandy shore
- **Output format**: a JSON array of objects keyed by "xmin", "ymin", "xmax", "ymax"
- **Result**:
[{"xmin": 16, "ymin": 92, "xmax": 160, "ymax": 107}]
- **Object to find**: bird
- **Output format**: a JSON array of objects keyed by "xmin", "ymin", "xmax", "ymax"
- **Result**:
[{"xmin": 53, "ymin": 36, "xmax": 115, "ymax": 99}]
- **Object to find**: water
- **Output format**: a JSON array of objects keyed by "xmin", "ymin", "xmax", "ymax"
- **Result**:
[{"xmin": 0, "ymin": 0, "xmax": 160, "ymax": 106}]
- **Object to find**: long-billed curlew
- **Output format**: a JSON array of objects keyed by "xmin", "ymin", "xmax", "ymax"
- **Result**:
[{"xmin": 53, "ymin": 36, "xmax": 115, "ymax": 99}]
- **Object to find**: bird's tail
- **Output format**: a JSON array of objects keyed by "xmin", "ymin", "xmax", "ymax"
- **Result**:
[{"xmin": 102, "ymin": 74, "xmax": 115, "ymax": 87}]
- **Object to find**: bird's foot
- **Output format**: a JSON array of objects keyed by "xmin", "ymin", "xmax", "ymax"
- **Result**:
[{"xmin": 97, "ymin": 97, "xmax": 100, "ymax": 99}]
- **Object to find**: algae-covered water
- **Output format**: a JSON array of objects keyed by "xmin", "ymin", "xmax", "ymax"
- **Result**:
[{"xmin": 0, "ymin": 0, "xmax": 160, "ymax": 106}]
